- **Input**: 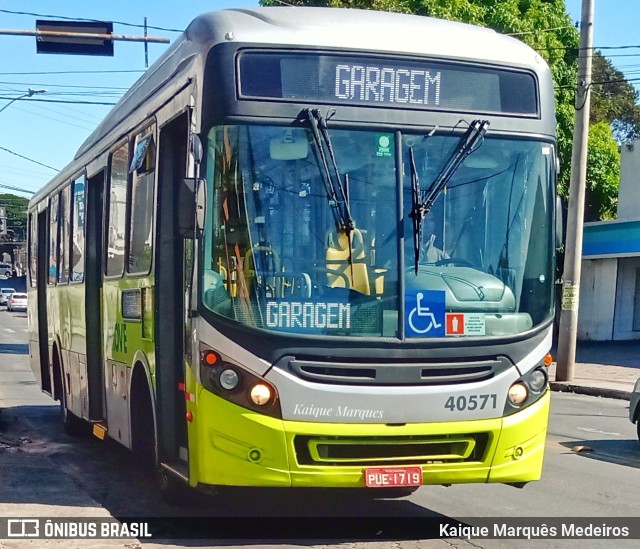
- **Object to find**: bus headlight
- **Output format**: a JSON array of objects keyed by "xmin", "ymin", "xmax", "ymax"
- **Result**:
[
  {"xmin": 503, "ymin": 362, "xmax": 549, "ymax": 415},
  {"xmin": 528, "ymin": 368, "xmax": 548, "ymax": 393},
  {"xmin": 508, "ymin": 382, "xmax": 528, "ymax": 406},
  {"xmin": 250, "ymin": 384, "xmax": 272, "ymax": 406},
  {"xmin": 199, "ymin": 343, "xmax": 281, "ymax": 418},
  {"xmin": 220, "ymin": 368, "xmax": 240, "ymax": 391}
]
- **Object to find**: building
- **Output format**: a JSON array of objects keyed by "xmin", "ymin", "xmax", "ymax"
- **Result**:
[{"xmin": 579, "ymin": 140, "xmax": 640, "ymax": 340}]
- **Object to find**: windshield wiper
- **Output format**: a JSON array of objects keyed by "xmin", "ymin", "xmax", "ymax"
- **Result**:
[
  {"xmin": 409, "ymin": 119, "xmax": 490, "ymax": 274},
  {"xmin": 301, "ymin": 108, "xmax": 354, "ymax": 233},
  {"xmin": 408, "ymin": 146, "xmax": 422, "ymax": 275}
]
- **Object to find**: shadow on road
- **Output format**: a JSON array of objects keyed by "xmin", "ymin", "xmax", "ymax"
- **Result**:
[
  {"xmin": 1, "ymin": 404, "xmax": 463, "ymax": 546},
  {"xmin": 0, "ymin": 343, "xmax": 29, "ymax": 354},
  {"xmin": 559, "ymin": 439, "xmax": 640, "ymax": 470}
]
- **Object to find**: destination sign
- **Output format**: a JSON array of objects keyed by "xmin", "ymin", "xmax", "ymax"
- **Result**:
[
  {"xmin": 238, "ymin": 51, "xmax": 538, "ymax": 115},
  {"xmin": 266, "ymin": 300, "xmax": 351, "ymax": 331}
]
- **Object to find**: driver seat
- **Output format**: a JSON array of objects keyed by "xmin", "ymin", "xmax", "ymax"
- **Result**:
[{"xmin": 326, "ymin": 228, "xmax": 370, "ymax": 295}]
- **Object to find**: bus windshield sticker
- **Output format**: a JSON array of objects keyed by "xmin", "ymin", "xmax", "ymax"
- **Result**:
[
  {"xmin": 405, "ymin": 289, "xmax": 445, "ymax": 337},
  {"xmin": 445, "ymin": 313, "xmax": 486, "ymax": 336},
  {"xmin": 266, "ymin": 300, "xmax": 351, "ymax": 332},
  {"xmin": 375, "ymin": 134, "xmax": 393, "ymax": 157}
]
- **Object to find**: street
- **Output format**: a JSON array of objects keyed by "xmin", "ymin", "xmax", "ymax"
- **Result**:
[{"xmin": 1, "ymin": 308, "xmax": 640, "ymax": 549}]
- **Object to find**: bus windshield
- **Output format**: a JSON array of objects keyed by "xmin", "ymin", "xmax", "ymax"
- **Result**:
[{"xmin": 201, "ymin": 124, "xmax": 554, "ymax": 338}]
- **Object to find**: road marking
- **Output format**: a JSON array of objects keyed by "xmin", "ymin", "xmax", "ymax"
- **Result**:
[
  {"xmin": 3, "ymin": 328, "xmax": 15, "ymax": 333},
  {"xmin": 577, "ymin": 427, "xmax": 622, "ymax": 437}
]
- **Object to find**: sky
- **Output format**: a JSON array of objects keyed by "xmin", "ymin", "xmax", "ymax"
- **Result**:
[{"xmin": 0, "ymin": 0, "xmax": 638, "ymax": 199}]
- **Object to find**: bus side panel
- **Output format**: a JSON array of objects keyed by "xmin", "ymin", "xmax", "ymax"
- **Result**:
[
  {"xmin": 103, "ymin": 280, "xmax": 131, "ymax": 448},
  {"xmin": 488, "ymin": 391, "xmax": 550, "ymax": 483}
]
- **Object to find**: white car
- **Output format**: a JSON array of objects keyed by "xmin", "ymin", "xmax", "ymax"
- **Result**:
[
  {"xmin": 0, "ymin": 263, "xmax": 12, "ymax": 278},
  {"xmin": 6, "ymin": 293, "xmax": 26, "ymax": 312},
  {"xmin": 630, "ymin": 378, "xmax": 640, "ymax": 441},
  {"xmin": 0, "ymin": 288, "xmax": 15, "ymax": 306}
]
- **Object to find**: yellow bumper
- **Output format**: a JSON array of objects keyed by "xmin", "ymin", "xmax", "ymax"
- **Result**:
[{"xmin": 190, "ymin": 388, "xmax": 550, "ymax": 488}]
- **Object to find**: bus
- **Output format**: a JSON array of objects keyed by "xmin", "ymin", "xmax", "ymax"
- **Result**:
[{"xmin": 28, "ymin": 7, "xmax": 557, "ymax": 499}]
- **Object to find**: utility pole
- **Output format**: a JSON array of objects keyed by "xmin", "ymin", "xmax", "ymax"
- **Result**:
[{"xmin": 556, "ymin": 0, "xmax": 595, "ymax": 381}]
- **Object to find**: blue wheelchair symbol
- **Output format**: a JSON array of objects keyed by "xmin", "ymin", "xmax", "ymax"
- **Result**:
[{"xmin": 405, "ymin": 290, "xmax": 445, "ymax": 337}]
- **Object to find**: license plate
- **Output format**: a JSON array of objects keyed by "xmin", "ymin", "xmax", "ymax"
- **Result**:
[{"xmin": 364, "ymin": 466, "xmax": 422, "ymax": 488}]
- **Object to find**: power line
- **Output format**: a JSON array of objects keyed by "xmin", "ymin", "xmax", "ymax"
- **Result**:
[
  {"xmin": 0, "ymin": 146, "xmax": 59, "ymax": 172},
  {"xmin": 507, "ymin": 25, "xmax": 576, "ymax": 36},
  {"xmin": 0, "ymin": 70, "xmax": 144, "ymax": 76},
  {"xmin": 11, "ymin": 102, "xmax": 97, "ymax": 131},
  {"xmin": 0, "ymin": 80, "xmax": 128, "ymax": 91},
  {"xmin": 0, "ymin": 183, "xmax": 34, "ymax": 195},
  {"xmin": 0, "ymin": 95, "xmax": 117, "ymax": 106},
  {"xmin": 0, "ymin": 8, "xmax": 183, "ymax": 33}
]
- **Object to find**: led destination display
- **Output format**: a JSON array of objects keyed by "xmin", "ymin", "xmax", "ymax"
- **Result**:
[{"xmin": 238, "ymin": 51, "xmax": 538, "ymax": 115}]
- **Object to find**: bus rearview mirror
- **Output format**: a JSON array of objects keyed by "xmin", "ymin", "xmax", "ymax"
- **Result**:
[
  {"xmin": 195, "ymin": 178, "xmax": 207, "ymax": 236},
  {"xmin": 178, "ymin": 177, "xmax": 206, "ymax": 237}
]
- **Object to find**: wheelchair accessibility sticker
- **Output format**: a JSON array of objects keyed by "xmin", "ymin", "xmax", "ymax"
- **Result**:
[{"xmin": 405, "ymin": 290, "xmax": 445, "ymax": 337}]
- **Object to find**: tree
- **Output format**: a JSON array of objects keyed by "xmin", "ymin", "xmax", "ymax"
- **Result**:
[
  {"xmin": 260, "ymin": 0, "xmax": 579, "ymax": 193},
  {"xmin": 591, "ymin": 51, "xmax": 640, "ymax": 143},
  {"xmin": 259, "ymin": 0, "xmax": 626, "ymax": 220},
  {"xmin": 584, "ymin": 122, "xmax": 619, "ymax": 221},
  {"xmin": 0, "ymin": 194, "xmax": 28, "ymax": 241}
]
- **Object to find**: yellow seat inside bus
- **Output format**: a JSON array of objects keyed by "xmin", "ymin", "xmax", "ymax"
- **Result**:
[{"xmin": 326, "ymin": 228, "xmax": 370, "ymax": 295}]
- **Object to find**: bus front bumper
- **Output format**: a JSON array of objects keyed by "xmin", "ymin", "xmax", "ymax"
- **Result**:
[{"xmin": 192, "ymin": 389, "xmax": 550, "ymax": 488}]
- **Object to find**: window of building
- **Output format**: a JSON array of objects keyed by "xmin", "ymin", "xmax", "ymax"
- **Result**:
[{"xmin": 633, "ymin": 268, "xmax": 640, "ymax": 332}]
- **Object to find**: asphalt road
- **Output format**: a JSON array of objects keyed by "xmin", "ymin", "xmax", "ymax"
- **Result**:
[{"xmin": 1, "ymin": 308, "xmax": 640, "ymax": 548}]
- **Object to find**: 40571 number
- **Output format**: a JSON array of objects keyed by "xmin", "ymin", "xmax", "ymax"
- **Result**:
[{"xmin": 444, "ymin": 394, "xmax": 497, "ymax": 412}]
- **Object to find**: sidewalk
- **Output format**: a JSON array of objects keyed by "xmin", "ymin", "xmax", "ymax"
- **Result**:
[{"xmin": 549, "ymin": 340, "xmax": 640, "ymax": 400}]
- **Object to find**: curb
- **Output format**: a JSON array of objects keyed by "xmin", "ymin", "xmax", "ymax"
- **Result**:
[{"xmin": 550, "ymin": 382, "xmax": 631, "ymax": 401}]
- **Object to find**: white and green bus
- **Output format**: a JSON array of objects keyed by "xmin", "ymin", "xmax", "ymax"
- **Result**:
[{"xmin": 28, "ymin": 7, "xmax": 557, "ymax": 498}]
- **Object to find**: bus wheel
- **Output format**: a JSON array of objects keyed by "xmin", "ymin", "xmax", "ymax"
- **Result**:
[
  {"xmin": 158, "ymin": 467, "xmax": 191, "ymax": 506},
  {"xmin": 60, "ymin": 384, "xmax": 87, "ymax": 436},
  {"xmin": 54, "ymin": 352, "xmax": 87, "ymax": 436}
]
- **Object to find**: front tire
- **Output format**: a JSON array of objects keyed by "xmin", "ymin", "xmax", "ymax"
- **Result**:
[{"xmin": 158, "ymin": 467, "xmax": 192, "ymax": 505}]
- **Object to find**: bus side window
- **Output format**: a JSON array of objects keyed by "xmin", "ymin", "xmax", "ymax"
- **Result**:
[
  {"xmin": 48, "ymin": 193, "xmax": 59, "ymax": 285},
  {"xmin": 128, "ymin": 128, "xmax": 156, "ymax": 274},
  {"xmin": 71, "ymin": 176, "xmax": 86, "ymax": 282},
  {"xmin": 29, "ymin": 212, "xmax": 37, "ymax": 288},
  {"xmin": 58, "ymin": 185, "xmax": 71, "ymax": 284},
  {"xmin": 106, "ymin": 143, "xmax": 129, "ymax": 277}
]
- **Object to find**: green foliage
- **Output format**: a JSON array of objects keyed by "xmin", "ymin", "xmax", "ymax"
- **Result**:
[
  {"xmin": 259, "ymin": 0, "xmax": 628, "ymax": 221},
  {"xmin": 584, "ymin": 122, "xmax": 619, "ymax": 221},
  {"xmin": 0, "ymin": 194, "xmax": 28, "ymax": 241},
  {"xmin": 591, "ymin": 51, "xmax": 640, "ymax": 143}
]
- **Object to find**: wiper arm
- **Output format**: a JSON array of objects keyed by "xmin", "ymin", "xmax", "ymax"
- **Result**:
[
  {"xmin": 408, "ymin": 119, "xmax": 489, "ymax": 274},
  {"xmin": 408, "ymin": 147, "xmax": 422, "ymax": 275},
  {"xmin": 422, "ymin": 119, "xmax": 489, "ymax": 214},
  {"xmin": 301, "ymin": 108, "xmax": 354, "ymax": 233},
  {"xmin": 316, "ymin": 109, "xmax": 354, "ymax": 232}
]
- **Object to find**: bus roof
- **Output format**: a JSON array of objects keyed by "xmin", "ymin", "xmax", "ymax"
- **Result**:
[
  {"xmin": 189, "ymin": 7, "xmax": 539, "ymax": 64},
  {"xmin": 33, "ymin": 7, "xmax": 548, "ymax": 203}
]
